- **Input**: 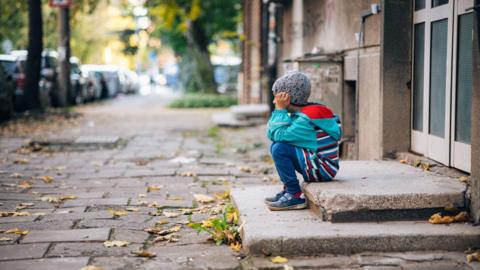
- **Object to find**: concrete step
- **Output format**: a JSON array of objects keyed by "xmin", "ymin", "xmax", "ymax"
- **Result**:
[
  {"xmin": 303, "ymin": 160, "xmax": 466, "ymax": 222},
  {"xmin": 230, "ymin": 104, "xmax": 269, "ymax": 120},
  {"xmin": 212, "ymin": 112, "xmax": 265, "ymax": 127},
  {"xmin": 231, "ymin": 185, "xmax": 480, "ymax": 255}
]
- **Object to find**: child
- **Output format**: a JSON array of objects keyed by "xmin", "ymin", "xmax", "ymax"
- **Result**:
[{"xmin": 266, "ymin": 71, "xmax": 342, "ymax": 211}]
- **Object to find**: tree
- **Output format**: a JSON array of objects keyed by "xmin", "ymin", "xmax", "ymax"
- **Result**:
[
  {"xmin": 25, "ymin": 0, "xmax": 43, "ymax": 111},
  {"xmin": 147, "ymin": 0, "xmax": 241, "ymax": 93}
]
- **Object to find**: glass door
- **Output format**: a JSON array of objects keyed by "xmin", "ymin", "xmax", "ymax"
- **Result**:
[
  {"xmin": 451, "ymin": 0, "xmax": 474, "ymax": 172},
  {"xmin": 411, "ymin": 0, "xmax": 453, "ymax": 165}
]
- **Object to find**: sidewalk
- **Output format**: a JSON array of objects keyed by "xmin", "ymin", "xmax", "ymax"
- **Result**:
[{"xmin": 0, "ymin": 94, "xmax": 477, "ymax": 269}]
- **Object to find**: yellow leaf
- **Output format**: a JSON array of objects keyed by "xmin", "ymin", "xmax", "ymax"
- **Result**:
[
  {"xmin": 230, "ymin": 242, "xmax": 242, "ymax": 252},
  {"xmin": 214, "ymin": 190, "xmax": 230, "ymax": 201},
  {"xmin": 238, "ymin": 166, "xmax": 252, "ymax": 173},
  {"xmin": 80, "ymin": 266, "xmax": 104, "ymax": 270},
  {"xmin": 454, "ymin": 211, "xmax": 469, "ymax": 222},
  {"xmin": 156, "ymin": 220, "xmax": 169, "ymax": 225},
  {"xmin": 59, "ymin": 195, "xmax": 78, "ymax": 201},
  {"xmin": 420, "ymin": 162, "xmax": 430, "ymax": 171},
  {"xmin": 163, "ymin": 211, "xmax": 180, "ymax": 218},
  {"xmin": 458, "ymin": 176, "xmax": 469, "ymax": 183},
  {"xmin": 154, "ymin": 234, "xmax": 180, "ymax": 243},
  {"xmin": 0, "ymin": 237, "xmax": 12, "ymax": 241},
  {"xmin": 202, "ymin": 220, "xmax": 213, "ymax": 228},
  {"xmin": 399, "ymin": 159, "xmax": 408, "ymax": 164},
  {"xmin": 39, "ymin": 176, "xmax": 54, "ymax": 183},
  {"xmin": 132, "ymin": 249, "xmax": 156, "ymax": 258},
  {"xmin": 107, "ymin": 209, "xmax": 128, "ymax": 218},
  {"xmin": 103, "ymin": 240, "xmax": 130, "ymax": 247},
  {"xmin": 466, "ymin": 251, "xmax": 480, "ymax": 263},
  {"xmin": 40, "ymin": 196, "xmax": 61, "ymax": 203},
  {"xmin": 147, "ymin": 185, "xmax": 163, "ymax": 192},
  {"xmin": 17, "ymin": 181, "xmax": 32, "ymax": 189},
  {"xmin": 428, "ymin": 213, "xmax": 455, "ymax": 224},
  {"xmin": 179, "ymin": 171, "xmax": 197, "ymax": 177},
  {"xmin": 193, "ymin": 194, "xmax": 215, "ymax": 204},
  {"xmin": 5, "ymin": 228, "xmax": 29, "ymax": 235},
  {"xmin": 271, "ymin": 256, "xmax": 288, "ymax": 264},
  {"xmin": 16, "ymin": 202, "xmax": 34, "ymax": 210}
]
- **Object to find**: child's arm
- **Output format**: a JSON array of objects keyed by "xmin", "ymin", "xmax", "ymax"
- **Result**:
[{"xmin": 267, "ymin": 110, "xmax": 317, "ymax": 148}]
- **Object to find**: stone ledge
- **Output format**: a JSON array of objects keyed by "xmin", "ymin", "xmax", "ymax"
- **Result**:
[{"xmin": 231, "ymin": 186, "xmax": 480, "ymax": 255}]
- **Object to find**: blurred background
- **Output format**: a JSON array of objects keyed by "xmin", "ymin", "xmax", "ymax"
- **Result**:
[{"xmin": 0, "ymin": 0, "xmax": 242, "ymax": 119}]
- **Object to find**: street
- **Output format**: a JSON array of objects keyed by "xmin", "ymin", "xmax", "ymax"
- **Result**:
[{"xmin": 0, "ymin": 91, "xmax": 476, "ymax": 269}]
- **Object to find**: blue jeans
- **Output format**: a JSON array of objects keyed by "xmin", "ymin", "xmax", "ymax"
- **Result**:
[{"xmin": 270, "ymin": 142, "xmax": 306, "ymax": 194}]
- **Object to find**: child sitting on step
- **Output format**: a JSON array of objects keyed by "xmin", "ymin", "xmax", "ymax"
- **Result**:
[{"xmin": 266, "ymin": 71, "xmax": 342, "ymax": 211}]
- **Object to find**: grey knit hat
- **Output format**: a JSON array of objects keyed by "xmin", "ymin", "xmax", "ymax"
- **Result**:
[{"xmin": 272, "ymin": 71, "xmax": 311, "ymax": 105}]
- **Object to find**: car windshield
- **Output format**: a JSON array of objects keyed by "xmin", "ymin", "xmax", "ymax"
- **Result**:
[{"xmin": 0, "ymin": 60, "xmax": 17, "ymax": 75}]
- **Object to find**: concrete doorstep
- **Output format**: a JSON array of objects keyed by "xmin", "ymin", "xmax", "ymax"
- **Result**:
[{"xmin": 231, "ymin": 185, "xmax": 480, "ymax": 256}]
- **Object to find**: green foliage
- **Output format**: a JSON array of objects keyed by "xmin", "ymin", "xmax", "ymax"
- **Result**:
[
  {"xmin": 169, "ymin": 94, "xmax": 237, "ymax": 108},
  {"xmin": 207, "ymin": 126, "xmax": 219, "ymax": 138},
  {"xmin": 188, "ymin": 203, "xmax": 240, "ymax": 246},
  {"xmin": 0, "ymin": 1, "xmax": 28, "ymax": 51}
]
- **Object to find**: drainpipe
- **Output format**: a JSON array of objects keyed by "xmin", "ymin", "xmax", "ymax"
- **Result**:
[
  {"xmin": 354, "ymin": 4, "xmax": 381, "ymax": 159},
  {"xmin": 292, "ymin": 0, "xmax": 303, "ymax": 58}
]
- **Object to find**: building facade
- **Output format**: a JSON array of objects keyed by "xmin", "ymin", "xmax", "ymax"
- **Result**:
[{"xmin": 241, "ymin": 0, "xmax": 480, "ymax": 222}]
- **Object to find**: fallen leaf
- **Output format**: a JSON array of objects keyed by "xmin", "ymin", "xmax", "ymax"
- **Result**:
[
  {"xmin": 156, "ymin": 219, "xmax": 169, "ymax": 225},
  {"xmin": 428, "ymin": 213, "xmax": 455, "ymax": 224},
  {"xmin": 132, "ymin": 249, "xmax": 156, "ymax": 258},
  {"xmin": 125, "ymin": 207, "xmax": 139, "ymax": 212},
  {"xmin": 163, "ymin": 211, "xmax": 181, "ymax": 218},
  {"xmin": 413, "ymin": 160, "xmax": 421, "ymax": 167},
  {"xmin": 32, "ymin": 212, "xmax": 46, "ymax": 216},
  {"xmin": 135, "ymin": 160, "xmax": 149, "ymax": 166},
  {"xmin": 154, "ymin": 233, "xmax": 180, "ymax": 243},
  {"xmin": 148, "ymin": 201, "xmax": 159, "ymax": 208},
  {"xmin": 103, "ymin": 240, "xmax": 130, "ymax": 247},
  {"xmin": 40, "ymin": 196, "xmax": 61, "ymax": 203},
  {"xmin": 137, "ymin": 200, "xmax": 149, "ymax": 206},
  {"xmin": 147, "ymin": 185, "xmax": 163, "ymax": 192},
  {"xmin": 138, "ymin": 194, "xmax": 147, "ymax": 198},
  {"xmin": 12, "ymin": 212, "xmax": 31, "ymax": 217},
  {"xmin": 181, "ymin": 208, "xmax": 193, "ymax": 215},
  {"xmin": 399, "ymin": 159, "xmax": 408, "ymax": 164},
  {"xmin": 193, "ymin": 194, "xmax": 215, "ymax": 204},
  {"xmin": 59, "ymin": 195, "xmax": 78, "ymax": 201},
  {"xmin": 214, "ymin": 190, "xmax": 230, "ymax": 201},
  {"xmin": 166, "ymin": 195, "xmax": 183, "ymax": 201},
  {"xmin": 238, "ymin": 166, "xmax": 252, "ymax": 173},
  {"xmin": 271, "ymin": 256, "xmax": 288, "ymax": 264},
  {"xmin": 107, "ymin": 209, "xmax": 128, "ymax": 218},
  {"xmin": 454, "ymin": 211, "xmax": 469, "ymax": 222},
  {"xmin": 420, "ymin": 163, "xmax": 430, "ymax": 171},
  {"xmin": 179, "ymin": 171, "xmax": 197, "ymax": 177},
  {"xmin": 10, "ymin": 173, "xmax": 23, "ymax": 178},
  {"xmin": 0, "ymin": 237, "xmax": 12, "ymax": 241},
  {"xmin": 17, "ymin": 181, "xmax": 32, "ymax": 189},
  {"xmin": 13, "ymin": 158, "xmax": 29, "ymax": 164},
  {"xmin": 230, "ymin": 242, "xmax": 242, "ymax": 252},
  {"xmin": 80, "ymin": 266, "xmax": 104, "ymax": 270},
  {"xmin": 16, "ymin": 202, "xmax": 34, "ymax": 210},
  {"xmin": 458, "ymin": 176, "xmax": 469, "ymax": 183},
  {"xmin": 148, "ymin": 210, "xmax": 162, "ymax": 216},
  {"xmin": 466, "ymin": 251, "xmax": 480, "ymax": 262},
  {"xmin": 38, "ymin": 176, "xmax": 54, "ymax": 183},
  {"xmin": 4, "ymin": 228, "xmax": 29, "ymax": 235}
]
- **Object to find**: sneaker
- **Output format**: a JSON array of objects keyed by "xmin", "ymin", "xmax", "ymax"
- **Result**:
[
  {"xmin": 264, "ymin": 190, "xmax": 286, "ymax": 205},
  {"xmin": 267, "ymin": 193, "xmax": 307, "ymax": 211}
]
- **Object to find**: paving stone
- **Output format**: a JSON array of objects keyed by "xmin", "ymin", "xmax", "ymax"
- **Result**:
[
  {"xmin": 0, "ymin": 193, "xmax": 38, "ymax": 201},
  {"xmin": 0, "ymin": 220, "xmax": 74, "ymax": 231},
  {"xmin": 177, "ymin": 167, "xmax": 231, "ymax": 176},
  {"xmin": 0, "ymin": 233, "xmax": 20, "ymax": 245},
  {"xmin": 111, "ymin": 229, "xmax": 150, "ymax": 243},
  {"xmin": 61, "ymin": 197, "xmax": 129, "ymax": 207},
  {"xmin": 47, "ymin": 242, "xmax": 142, "ymax": 257},
  {"xmin": 0, "ymin": 257, "xmax": 89, "ymax": 270},
  {"xmin": 129, "ymin": 198, "xmax": 193, "ymax": 208},
  {"xmin": 40, "ymin": 210, "xmax": 112, "ymax": 221},
  {"xmin": 77, "ymin": 217, "xmax": 156, "ymax": 230},
  {"xmin": 401, "ymin": 261, "xmax": 469, "ymax": 270},
  {"xmin": 22, "ymin": 228, "xmax": 110, "ymax": 243},
  {"xmin": 0, "ymin": 201, "xmax": 54, "ymax": 211},
  {"xmin": 246, "ymin": 255, "xmax": 358, "ymax": 270},
  {"xmin": 53, "ymin": 206, "xmax": 86, "ymax": 214},
  {"xmin": 0, "ymin": 243, "xmax": 50, "ymax": 260},
  {"xmin": 90, "ymin": 257, "xmax": 148, "ymax": 270},
  {"xmin": 0, "ymin": 215, "xmax": 38, "ymax": 223},
  {"xmin": 124, "ymin": 168, "xmax": 176, "ymax": 178},
  {"xmin": 141, "ymin": 244, "xmax": 240, "ymax": 270}
]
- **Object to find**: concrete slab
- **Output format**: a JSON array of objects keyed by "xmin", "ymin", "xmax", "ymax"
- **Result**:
[
  {"xmin": 303, "ymin": 161, "xmax": 466, "ymax": 222},
  {"xmin": 0, "ymin": 257, "xmax": 89, "ymax": 270},
  {"xmin": 231, "ymin": 186, "xmax": 480, "ymax": 255}
]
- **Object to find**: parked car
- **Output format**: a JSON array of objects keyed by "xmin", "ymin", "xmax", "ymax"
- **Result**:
[
  {"xmin": 10, "ymin": 50, "xmax": 54, "ymax": 109},
  {"xmin": 69, "ymin": 57, "xmax": 88, "ymax": 104},
  {"xmin": 0, "ymin": 54, "xmax": 22, "ymax": 111},
  {"xmin": 0, "ymin": 58, "xmax": 15, "ymax": 120},
  {"xmin": 80, "ymin": 65, "xmax": 102, "ymax": 101},
  {"xmin": 81, "ymin": 65, "xmax": 120, "ymax": 98},
  {"xmin": 40, "ymin": 50, "xmax": 60, "ymax": 107},
  {"xmin": 125, "ymin": 70, "xmax": 140, "ymax": 94}
]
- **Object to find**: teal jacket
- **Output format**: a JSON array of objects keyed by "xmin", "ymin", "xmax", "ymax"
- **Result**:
[{"xmin": 267, "ymin": 106, "xmax": 342, "ymax": 151}]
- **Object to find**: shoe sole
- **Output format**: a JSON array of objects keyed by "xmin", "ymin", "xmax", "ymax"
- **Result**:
[
  {"xmin": 268, "ymin": 203, "xmax": 307, "ymax": 211},
  {"xmin": 264, "ymin": 200, "xmax": 276, "ymax": 206}
]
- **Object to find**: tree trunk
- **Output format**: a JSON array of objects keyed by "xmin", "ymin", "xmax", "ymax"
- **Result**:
[
  {"xmin": 182, "ymin": 20, "xmax": 217, "ymax": 94},
  {"xmin": 25, "ymin": 0, "xmax": 43, "ymax": 111}
]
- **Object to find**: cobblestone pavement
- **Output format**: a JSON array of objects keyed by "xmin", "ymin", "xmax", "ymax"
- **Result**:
[{"xmin": 0, "ymin": 94, "xmax": 478, "ymax": 270}]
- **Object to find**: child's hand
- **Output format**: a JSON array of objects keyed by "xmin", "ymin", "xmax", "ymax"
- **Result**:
[{"xmin": 273, "ymin": 92, "xmax": 290, "ymax": 110}]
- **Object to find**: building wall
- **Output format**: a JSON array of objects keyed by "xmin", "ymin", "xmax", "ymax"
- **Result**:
[
  {"xmin": 471, "ymin": 0, "xmax": 480, "ymax": 223},
  {"xmin": 279, "ymin": 0, "xmax": 383, "ymax": 159}
]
